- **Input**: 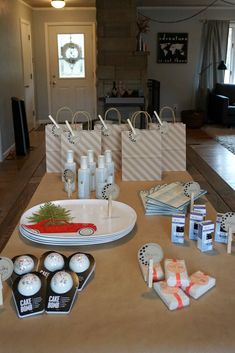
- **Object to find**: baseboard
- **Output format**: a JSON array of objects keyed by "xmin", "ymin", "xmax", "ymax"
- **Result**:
[
  {"xmin": 3, "ymin": 143, "xmax": 15, "ymax": 160},
  {"xmin": 38, "ymin": 119, "xmax": 49, "ymax": 124}
]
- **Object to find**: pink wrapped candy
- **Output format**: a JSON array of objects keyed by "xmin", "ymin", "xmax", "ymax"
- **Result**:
[
  {"xmin": 182, "ymin": 271, "xmax": 216, "ymax": 299},
  {"xmin": 164, "ymin": 259, "xmax": 189, "ymax": 287},
  {"xmin": 154, "ymin": 281, "xmax": 190, "ymax": 311}
]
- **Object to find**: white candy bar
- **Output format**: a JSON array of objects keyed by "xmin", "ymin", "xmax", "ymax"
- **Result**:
[
  {"xmin": 182, "ymin": 271, "xmax": 216, "ymax": 299},
  {"xmin": 154, "ymin": 281, "xmax": 190, "ymax": 310},
  {"xmin": 164, "ymin": 259, "xmax": 189, "ymax": 287}
]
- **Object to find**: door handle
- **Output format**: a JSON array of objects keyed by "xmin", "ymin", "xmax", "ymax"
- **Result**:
[
  {"xmin": 24, "ymin": 85, "xmax": 30, "ymax": 88},
  {"xmin": 50, "ymin": 80, "xmax": 57, "ymax": 86}
]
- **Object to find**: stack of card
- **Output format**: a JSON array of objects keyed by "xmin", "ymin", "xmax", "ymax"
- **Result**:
[{"xmin": 139, "ymin": 181, "xmax": 207, "ymax": 216}]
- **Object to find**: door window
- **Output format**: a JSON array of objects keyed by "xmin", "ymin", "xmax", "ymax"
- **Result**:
[{"xmin": 57, "ymin": 33, "xmax": 85, "ymax": 78}]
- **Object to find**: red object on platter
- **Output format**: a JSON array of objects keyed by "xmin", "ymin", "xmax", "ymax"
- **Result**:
[{"xmin": 22, "ymin": 219, "xmax": 97, "ymax": 236}]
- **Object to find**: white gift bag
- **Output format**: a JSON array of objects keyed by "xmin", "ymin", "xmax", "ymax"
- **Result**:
[
  {"xmin": 45, "ymin": 106, "xmax": 73, "ymax": 173},
  {"xmin": 122, "ymin": 112, "xmax": 162, "ymax": 181},
  {"xmin": 61, "ymin": 111, "xmax": 101, "ymax": 168},
  {"xmin": 150, "ymin": 106, "xmax": 186, "ymax": 172},
  {"xmin": 130, "ymin": 110, "xmax": 153, "ymax": 129},
  {"xmin": 94, "ymin": 108, "xmax": 128, "ymax": 170}
]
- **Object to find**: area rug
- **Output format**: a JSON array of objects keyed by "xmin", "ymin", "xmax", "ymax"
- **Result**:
[{"xmin": 202, "ymin": 125, "xmax": 235, "ymax": 155}]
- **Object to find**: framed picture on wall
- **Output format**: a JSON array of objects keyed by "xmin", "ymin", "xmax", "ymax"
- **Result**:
[{"xmin": 157, "ymin": 32, "xmax": 188, "ymax": 63}]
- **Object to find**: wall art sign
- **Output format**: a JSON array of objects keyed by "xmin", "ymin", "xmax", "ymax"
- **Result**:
[{"xmin": 157, "ymin": 32, "xmax": 188, "ymax": 63}]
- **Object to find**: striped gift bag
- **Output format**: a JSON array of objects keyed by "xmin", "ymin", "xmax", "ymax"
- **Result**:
[
  {"xmin": 61, "ymin": 111, "xmax": 101, "ymax": 168},
  {"xmin": 122, "ymin": 113, "xmax": 162, "ymax": 181},
  {"xmin": 153, "ymin": 106, "xmax": 186, "ymax": 172},
  {"xmin": 94, "ymin": 108, "xmax": 128, "ymax": 170},
  {"xmin": 45, "ymin": 106, "xmax": 74, "ymax": 173}
]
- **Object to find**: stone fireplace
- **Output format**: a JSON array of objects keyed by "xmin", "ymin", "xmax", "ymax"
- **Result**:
[{"xmin": 96, "ymin": 0, "xmax": 148, "ymax": 118}]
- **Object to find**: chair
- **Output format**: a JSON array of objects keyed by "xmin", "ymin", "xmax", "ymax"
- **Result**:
[{"xmin": 208, "ymin": 83, "xmax": 235, "ymax": 126}]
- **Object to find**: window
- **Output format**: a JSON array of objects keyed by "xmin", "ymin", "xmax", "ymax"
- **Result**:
[
  {"xmin": 224, "ymin": 24, "xmax": 235, "ymax": 83},
  {"xmin": 57, "ymin": 33, "xmax": 85, "ymax": 78}
]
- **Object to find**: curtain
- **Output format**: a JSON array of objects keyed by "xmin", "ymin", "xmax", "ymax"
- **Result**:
[{"xmin": 197, "ymin": 20, "xmax": 229, "ymax": 111}]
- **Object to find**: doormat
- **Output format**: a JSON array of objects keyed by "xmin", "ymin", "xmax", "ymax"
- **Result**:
[
  {"xmin": 215, "ymin": 135, "xmax": 235, "ymax": 155},
  {"xmin": 202, "ymin": 125, "xmax": 235, "ymax": 155}
]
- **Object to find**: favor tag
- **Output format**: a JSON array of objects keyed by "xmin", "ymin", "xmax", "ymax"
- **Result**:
[
  {"xmin": 164, "ymin": 259, "xmax": 189, "ymax": 287},
  {"xmin": 38, "ymin": 251, "xmax": 67, "ymax": 279},
  {"xmin": 66, "ymin": 252, "xmax": 95, "ymax": 292},
  {"xmin": 182, "ymin": 271, "xmax": 216, "ymax": 299},
  {"xmin": 45, "ymin": 270, "xmax": 79, "ymax": 314},
  {"xmin": 138, "ymin": 243, "xmax": 164, "ymax": 283},
  {"xmin": 154, "ymin": 281, "xmax": 190, "ymax": 311},
  {"xmin": 11, "ymin": 254, "xmax": 38, "ymax": 283},
  {"xmin": 12, "ymin": 272, "xmax": 46, "ymax": 318}
]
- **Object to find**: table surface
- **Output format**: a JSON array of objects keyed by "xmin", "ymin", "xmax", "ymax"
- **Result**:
[{"xmin": 1, "ymin": 172, "xmax": 234, "ymax": 353}]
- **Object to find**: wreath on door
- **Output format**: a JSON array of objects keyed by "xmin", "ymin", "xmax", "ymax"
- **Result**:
[{"xmin": 61, "ymin": 42, "xmax": 82, "ymax": 65}]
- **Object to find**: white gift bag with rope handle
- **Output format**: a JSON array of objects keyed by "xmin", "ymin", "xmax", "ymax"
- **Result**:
[
  {"xmin": 61, "ymin": 110, "xmax": 101, "ymax": 168},
  {"xmin": 46, "ymin": 106, "xmax": 74, "ymax": 173},
  {"xmin": 150, "ymin": 106, "xmax": 186, "ymax": 172},
  {"xmin": 122, "ymin": 112, "xmax": 162, "ymax": 181},
  {"xmin": 94, "ymin": 108, "xmax": 128, "ymax": 170}
]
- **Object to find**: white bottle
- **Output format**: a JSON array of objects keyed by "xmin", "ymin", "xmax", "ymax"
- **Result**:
[
  {"xmin": 105, "ymin": 150, "xmax": 115, "ymax": 184},
  {"xmin": 95, "ymin": 155, "xmax": 107, "ymax": 199},
  {"xmin": 87, "ymin": 150, "xmax": 96, "ymax": 192},
  {"xmin": 63, "ymin": 150, "xmax": 76, "ymax": 193},
  {"xmin": 78, "ymin": 156, "xmax": 90, "ymax": 199}
]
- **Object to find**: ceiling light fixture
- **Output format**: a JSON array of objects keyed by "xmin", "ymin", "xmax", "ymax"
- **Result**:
[{"xmin": 51, "ymin": 0, "xmax": 66, "ymax": 9}]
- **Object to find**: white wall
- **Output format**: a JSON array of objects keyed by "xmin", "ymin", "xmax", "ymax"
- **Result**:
[
  {"xmin": 32, "ymin": 8, "xmax": 96, "ymax": 122},
  {"xmin": 0, "ymin": 0, "xmax": 32, "ymax": 160},
  {"xmin": 140, "ymin": 7, "xmax": 235, "ymax": 119}
]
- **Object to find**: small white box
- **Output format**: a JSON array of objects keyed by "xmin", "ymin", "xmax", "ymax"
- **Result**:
[
  {"xmin": 197, "ymin": 221, "xmax": 214, "ymax": 252},
  {"xmin": 193, "ymin": 204, "xmax": 206, "ymax": 217},
  {"xmin": 154, "ymin": 281, "xmax": 190, "ymax": 310},
  {"xmin": 182, "ymin": 271, "xmax": 216, "ymax": 299},
  {"xmin": 164, "ymin": 259, "xmax": 189, "ymax": 287},
  {"xmin": 189, "ymin": 212, "xmax": 204, "ymax": 241},
  {"xmin": 171, "ymin": 214, "xmax": 185, "ymax": 244}
]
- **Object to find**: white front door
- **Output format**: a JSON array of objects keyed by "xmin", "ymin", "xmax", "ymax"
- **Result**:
[
  {"xmin": 47, "ymin": 24, "xmax": 96, "ymax": 121},
  {"xmin": 20, "ymin": 19, "xmax": 35, "ymax": 131}
]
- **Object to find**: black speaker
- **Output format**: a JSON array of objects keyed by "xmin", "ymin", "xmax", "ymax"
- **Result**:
[
  {"xmin": 19, "ymin": 99, "xmax": 30, "ymax": 151},
  {"xmin": 11, "ymin": 97, "xmax": 30, "ymax": 156},
  {"xmin": 147, "ymin": 79, "xmax": 160, "ymax": 118}
]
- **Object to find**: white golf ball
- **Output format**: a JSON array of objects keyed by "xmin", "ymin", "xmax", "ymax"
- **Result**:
[
  {"xmin": 18, "ymin": 273, "xmax": 41, "ymax": 296},
  {"xmin": 69, "ymin": 253, "xmax": 90, "ymax": 273},
  {"xmin": 14, "ymin": 255, "xmax": 34, "ymax": 275},
  {"xmin": 50, "ymin": 271, "xmax": 73, "ymax": 294},
  {"xmin": 44, "ymin": 252, "xmax": 65, "ymax": 272}
]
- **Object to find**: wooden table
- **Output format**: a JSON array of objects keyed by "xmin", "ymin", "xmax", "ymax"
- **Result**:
[{"xmin": 1, "ymin": 172, "xmax": 234, "ymax": 353}]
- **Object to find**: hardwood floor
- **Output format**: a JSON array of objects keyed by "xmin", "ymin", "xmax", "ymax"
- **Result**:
[
  {"xmin": 0, "ymin": 126, "xmax": 234, "ymax": 252},
  {"xmin": 0, "ymin": 130, "xmax": 45, "ymax": 252},
  {"xmin": 186, "ymin": 128, "xmax": 235, "ymax": 212}
]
